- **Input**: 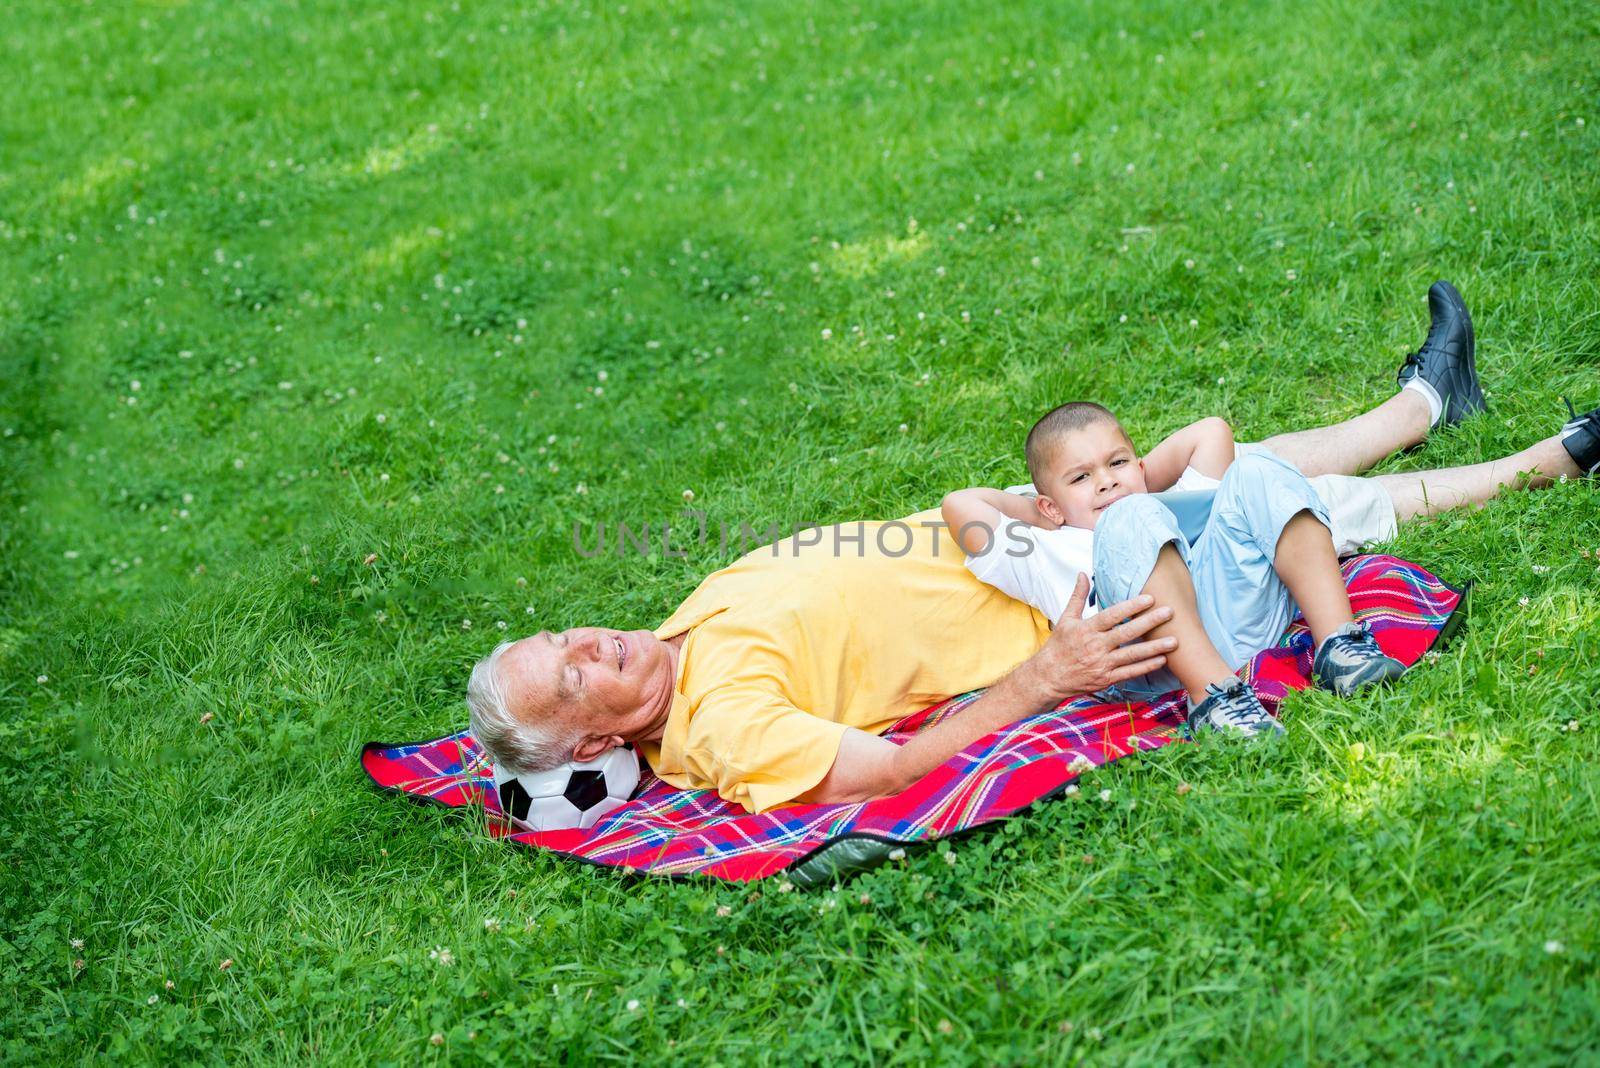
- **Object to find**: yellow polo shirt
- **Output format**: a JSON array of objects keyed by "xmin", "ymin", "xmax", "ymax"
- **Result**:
[{"xmin": 641, "ymin": 509, "xmax": 1050, "ymax": 814}]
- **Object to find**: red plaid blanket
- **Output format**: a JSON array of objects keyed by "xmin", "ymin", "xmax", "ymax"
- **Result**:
[{"xmin": 362, "ymin": 555, "xmax": 1464, "ymax": 884}]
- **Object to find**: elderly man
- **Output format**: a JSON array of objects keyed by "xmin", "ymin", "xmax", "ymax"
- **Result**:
[{"xmin": 467, "ymin": 283, "xmax": 1599, "ymax": 813}]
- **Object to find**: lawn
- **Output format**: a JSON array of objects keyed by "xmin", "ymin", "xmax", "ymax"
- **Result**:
[{"xmin": 3, "ymin": 0, "xmax": 1598, "ymax": 1062}]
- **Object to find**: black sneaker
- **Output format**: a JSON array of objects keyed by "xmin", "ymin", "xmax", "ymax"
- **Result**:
[
  {"xmin": 1560, "ymin": 398, "xmax": 1600, "ymax": 479},
  {"xmin": 1186, "ymin": 677, "xmax": 1285, "ymax": 739},
  {"xmin": 1396, "ymin": 280, "xmax": 1485, "ymax": 428},
  {"xmin": 1313, "ymin": 622, "xmax": 1408, "ymax": 696}
]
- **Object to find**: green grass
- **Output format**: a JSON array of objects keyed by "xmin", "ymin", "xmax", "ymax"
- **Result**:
[{"xmin": 3, "ymin": 0, "xmax": 1598, "ymax": 1061}]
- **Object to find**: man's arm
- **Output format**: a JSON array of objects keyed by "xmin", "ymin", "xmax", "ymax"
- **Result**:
[
  {"xmin": 940, "ymin": 487, "xmax": 1057, "ymax": 555},
  {"xmin": 798, "ymin": 574, "xmax": 1175, "ymax": 805},
  {"xmin": 1142, "ymin": 417, "xmax": 1235, "ymax": 489}
]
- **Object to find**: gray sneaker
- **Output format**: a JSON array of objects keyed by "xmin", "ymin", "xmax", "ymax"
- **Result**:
[
  {"xmin": 1186, "ymin": 677, "xmax": 1285, "ymax": 739},
  {"xmin": 1313, "ymin": 622, "xmax": 1408, "ymax": 695}
]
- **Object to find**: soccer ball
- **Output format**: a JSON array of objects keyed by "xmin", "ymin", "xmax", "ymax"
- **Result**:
[{"xmin": 491, "ymin": 745, "xmax": 641, "ymax": 832}]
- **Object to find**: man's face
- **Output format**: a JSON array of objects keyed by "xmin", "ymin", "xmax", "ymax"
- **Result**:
[
  {"xmin": 1035, "ymin": 421, "xmax": 1148, "ymax": 530},
  {"xmin": 499, "ymin": 627, "xmax": 677, "ymax": 762}
]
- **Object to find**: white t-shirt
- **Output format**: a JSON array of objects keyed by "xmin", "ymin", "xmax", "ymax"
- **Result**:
[{"xmin": 966, "ymin": 467, "xmax": 1219, "ymax": 625}]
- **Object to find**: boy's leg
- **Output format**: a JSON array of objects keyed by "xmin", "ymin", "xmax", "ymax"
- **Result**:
[
  {"xmin": 1092, "ymin": 496, "xmax": 1236, "ymax": 699},
  {"xmin": 1192, "ymin": 453, "xmax": 1337, "ymax": 663},
  {"xmin": 1271, "ymin": 511, "xmax": 1355, "ymax": 648},
  {"xmin": 1374, "ymin": 433, "xmax": 1582, "ymax": 521},
  {"xmin": 1139, "ymin": 544, "xmax": 1239, "ymax": 697},
  {"xmin": 1204, "ymin": 453, "xmax": 1406, "ymax": 693},
  {"xmin": 1097, "ymin": 494, "xmax": 1285, "ymax": 737}
]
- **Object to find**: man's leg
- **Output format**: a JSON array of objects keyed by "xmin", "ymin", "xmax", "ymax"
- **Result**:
[
  {"xmin": 1256, "ymin": 391, "xmax": 1432, "ymax": 478},
  {"xmin": 1250, "ymin": 281, "xmax": 1483, "ymax": 478},
  {"xmin": 1375, "ymin": 433, "xmax": 1582, "ymax": 522}
]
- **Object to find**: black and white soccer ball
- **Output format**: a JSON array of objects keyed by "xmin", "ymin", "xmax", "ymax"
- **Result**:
[{"xmin": 491, "ymin": 745, "xmax": 641, "ymax": 832}]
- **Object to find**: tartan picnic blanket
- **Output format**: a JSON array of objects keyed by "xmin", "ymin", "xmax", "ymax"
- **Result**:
[{"xmin": 362, "ymin": 554, "xmax": 1464, "ymax": 883}]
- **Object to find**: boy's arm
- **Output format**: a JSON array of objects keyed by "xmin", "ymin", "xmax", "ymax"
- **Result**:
[
  {"xmin": 940, "ymin": 488, "xmax": 1058, "ymax": 555},
  {"xmin": 1142, "ymin": 417, "xmax": 1235, "ymax": 489}
]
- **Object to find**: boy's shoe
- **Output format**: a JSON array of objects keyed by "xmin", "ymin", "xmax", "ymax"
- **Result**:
[
  {"xmin": 1559, "ymin": 398, "xmax": 1600, "ymax": 479},
  {"xmin": 1396, "ymin": 280, "xmax": 1485, "ymax": 427},
  {"xmin": 1186, "ymin": 677, "xmax": 1285, "ymax": 739},
  {"xmin": 1313, "ymin": 622, "xmax": 1408, "ymax": 695}
]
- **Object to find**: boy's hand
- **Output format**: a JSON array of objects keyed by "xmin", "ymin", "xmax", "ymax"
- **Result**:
[
  {"xmin": 1143, "ymin": 416, "xmax": 1235, "ymax": 489},
  {"xmin": 941, "ymin": 488, "xmax": 1059, "ymax": 554},
  {"xmin": 1038, "ymin": 574, "xmax": 1175, "ymax": 693}
]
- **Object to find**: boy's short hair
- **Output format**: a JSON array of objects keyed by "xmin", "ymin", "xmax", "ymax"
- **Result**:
[{"xmin": 1024, "ymin": 401, "xmax": 1130, "ymax": 485}]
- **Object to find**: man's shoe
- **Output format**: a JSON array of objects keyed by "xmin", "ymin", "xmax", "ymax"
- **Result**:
[
  {"xmin": 1313, "ymin": 622, "xmax": 1408, "ymax": 696},
  {"xmin": 1560, "ymin": 398, "xmax": 1600, "ymax": 479},
  {"xmin": 1186, "ymin": 677, "xmax": 1285, "ymax": 739},
  {"xmin": 1396, "ymin": 280, "xmax": 1485, "ymax": 427}
]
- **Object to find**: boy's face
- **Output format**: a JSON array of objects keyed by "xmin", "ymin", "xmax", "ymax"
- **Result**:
[{"xmin": 1034, "ymin": 420, "xmax": 1148, "ymax": 529}]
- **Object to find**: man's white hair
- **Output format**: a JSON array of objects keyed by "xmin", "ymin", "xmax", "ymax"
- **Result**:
[{"xmin": 465, "ymin": 638, "xmax": 574, "ymax": 773}]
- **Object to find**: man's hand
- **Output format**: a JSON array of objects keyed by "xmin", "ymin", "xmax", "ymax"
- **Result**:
[
  {"xmin": 798, "ymin": 573, "xmax": 1175, "ymax": 806},
  {"xmin": 1033, "ymin": 573, "xmax": 1175, "ymax": 694}
]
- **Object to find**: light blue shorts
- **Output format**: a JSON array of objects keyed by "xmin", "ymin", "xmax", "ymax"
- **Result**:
[{"xmin": 1092, "ymin": 451, "xmax": 1332, "ymax": 701}]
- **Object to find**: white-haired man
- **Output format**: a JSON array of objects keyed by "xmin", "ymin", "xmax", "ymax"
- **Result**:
[{"xmin": 468, "ymin": 283, "xmax": 1598, "ymax": 814}]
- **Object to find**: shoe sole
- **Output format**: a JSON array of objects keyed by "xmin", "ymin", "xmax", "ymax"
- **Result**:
[
  {"xmin": 1432, "ymin": 280, "xmax": 1486, "ymax": 423},
  {"xmin": 1319, "ymin": 659, "xmax": 1408, "ymax": 697},
  {"xmin": 1433, "ymin": 280, "xmax": 1475, "ymax": 362},
  {"xmin": 1184, "ymin": 718, "xmax": 1287, "ymax": 740},
  {"xmin": 1560, "ymin": 409, "xmax": 1600, "ymax": 478}
]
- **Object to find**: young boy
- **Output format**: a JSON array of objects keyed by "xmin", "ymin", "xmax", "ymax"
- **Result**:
[{"xmin": 941, "ymin": 402, "xmax": 1408, "ymax": 737}]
